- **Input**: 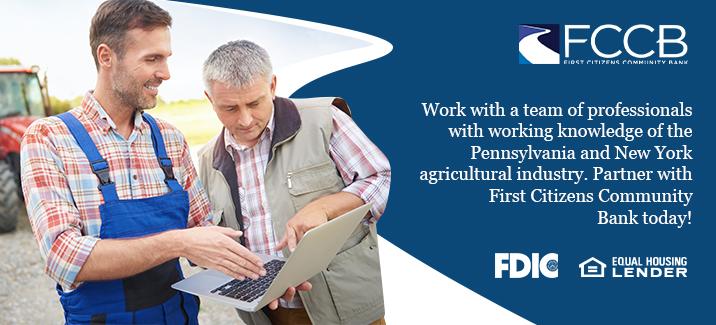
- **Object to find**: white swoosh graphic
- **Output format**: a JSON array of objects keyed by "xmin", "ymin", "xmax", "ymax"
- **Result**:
[
  {"xmin": 170, "ymin": 1, "xmax": 392, "ymax": 97},
  {"xmin": 519, "ymin": 29, "xmax": 559, "ymax": 64}
]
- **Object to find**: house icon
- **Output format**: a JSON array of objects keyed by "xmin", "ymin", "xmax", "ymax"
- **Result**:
[{"xmin": 579, "ymin": 257, "xmax": 606, "ymax": 277}]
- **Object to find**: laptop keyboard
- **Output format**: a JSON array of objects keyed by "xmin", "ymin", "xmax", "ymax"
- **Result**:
[{"xmin": 211, "ymin": 259, "xmax": 286, "ymax": 303}]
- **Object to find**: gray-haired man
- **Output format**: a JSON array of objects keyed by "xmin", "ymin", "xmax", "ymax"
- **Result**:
[{"xmin": 197, "ymin": 40, "xmax": 390, "ymax": 325}]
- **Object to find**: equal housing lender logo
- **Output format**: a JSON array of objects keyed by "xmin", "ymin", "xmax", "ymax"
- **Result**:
[
  {"xmin": 579, "ymin": 257, "xmax": 688, "ymax": 278},
  {"xmin": 519, "ymin": 24, "xmax": 688, "ymax": 65}
]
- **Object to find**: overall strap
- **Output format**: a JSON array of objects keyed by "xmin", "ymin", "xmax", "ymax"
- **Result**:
[
  {"xmin": 142, "ymin": 113, "xmax": 183, "ymax": 192},
  {"xmin": 56, "ymin": 112, "xmax": 120, "ymax": 203}
]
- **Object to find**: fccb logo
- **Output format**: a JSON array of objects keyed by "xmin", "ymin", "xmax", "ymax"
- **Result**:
[{"xmin": 519, "ymin": 24, "xmax": 687, "ymax": 64}]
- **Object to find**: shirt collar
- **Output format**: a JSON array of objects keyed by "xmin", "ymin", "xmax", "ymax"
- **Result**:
[{"xmin": 80, "ymin": 91, "xmax": 147, "ymax": 135}]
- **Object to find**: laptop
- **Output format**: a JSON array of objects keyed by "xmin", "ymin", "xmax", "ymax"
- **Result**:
[{"xmin": 172, "ymin": 202, "xmax": 374, "ymax": 312}]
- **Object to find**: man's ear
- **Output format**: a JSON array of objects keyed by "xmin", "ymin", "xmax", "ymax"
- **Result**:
[
  {"xmin": 97, "ymin": 44, "xmax": 113, "ymax": 71},
  {"xmin": 270, "ymin": 75, "xmax": 277, "ymax": 100},
  {"xmin": 204, "ymin": 90, "xmax": 213, "ymax": 105}
]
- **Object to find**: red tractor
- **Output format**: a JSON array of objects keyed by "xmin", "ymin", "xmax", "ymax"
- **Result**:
[{"xmin": 0, "ymin": 65, "xmax": 52, "ymax": 233}]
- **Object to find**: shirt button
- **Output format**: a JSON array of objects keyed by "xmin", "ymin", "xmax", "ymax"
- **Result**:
[
  {"xmin": 265, "ymin": 230, "xmax": 270, "ymax": 235},
  {"xmin": 257, "ymin": 175, "xmax": 262, "ymax": 179},
  {"xmin": 253, "ymin": 147, "xmax": 258, "ymax": 151},
  {"xmin": 261, "ymin": 202, "xmax": 267, "ymax": 207},
  {"xmin": 133, "ymin": 175, "xmax": 138, "ymax": 180}
]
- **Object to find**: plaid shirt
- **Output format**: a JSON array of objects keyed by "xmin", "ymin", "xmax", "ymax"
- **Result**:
[
  {"xmin": 21, "ymin": 92, "xmax": 212, "ymax": 291},
  {"xmin": 224, "ymin": 104, "xmax": 391, "ymax": 308}
]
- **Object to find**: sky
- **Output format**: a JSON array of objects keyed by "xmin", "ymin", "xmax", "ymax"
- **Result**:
[{"xmin": 0, "ymin": 0, "xmax": 387, "ymax": 101}]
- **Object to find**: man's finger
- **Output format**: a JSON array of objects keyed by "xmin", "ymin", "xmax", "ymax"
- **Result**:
[
  {"xmin": 295, "ymin": 281, "xmax": 312, "ymax": 292},
  {"xmin": 280, "ymin": 286, "xmax": 297, "ymax": 302},
  {"xmin": 224, "ymin": 240, "xmax": 265, "ymax": 269},
  {"xmin": 274, "ymin": 232, "xmax": 288, "ymax": 252},
  {"xmin": 275, "ymin": 226, "xmax": 297, "ymax": 252},
  {"xmin": 214, "ymin": 264, "xmax": 247, "ymax": 281},
  {"xmin": 215, "ymin": 258, "xmax": 267, "ymax": 280},
  {"xmin": 214, "ymin": 226, "xmax": 243, "ymax": 238},
  {"xmin": 268, "ymin": 299, "xmax": 279, "ymax": 310},
  {"xmin": 287, "ymin": 226, "xmax": 298, "ymax": 253}
]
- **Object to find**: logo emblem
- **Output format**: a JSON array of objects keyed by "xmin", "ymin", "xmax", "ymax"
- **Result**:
[
  {"xmin": 579, "ymin": 257, "xmax": 606, "ymax": 277},
  {"xmin": 546, "ymin": 259, "xmax": 558, "ymax": 272},
  {"xmin": 519, "ymin": 24, "xmax": 560, "ymax": 64}
]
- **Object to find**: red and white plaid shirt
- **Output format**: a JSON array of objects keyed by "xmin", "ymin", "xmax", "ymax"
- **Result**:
[
  {"xmin": 224, "ymin": 104, "xmax": 391, "ymax": 308},
  {"xmin": 21, "ymin": 92, "xmax": 213, "ymax": 291}
]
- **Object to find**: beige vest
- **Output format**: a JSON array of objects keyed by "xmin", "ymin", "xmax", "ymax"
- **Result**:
[{"xmin": 197, "ymin": 97, "xmax": 384, "ymax": 325}]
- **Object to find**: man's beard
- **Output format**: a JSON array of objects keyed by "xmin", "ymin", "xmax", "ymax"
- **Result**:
[{"xmin": 111, "ymin": 67, "xmax": 159, "ymax": 111}]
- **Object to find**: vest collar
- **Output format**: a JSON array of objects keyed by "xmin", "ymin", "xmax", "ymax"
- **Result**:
[{"xmin": 268, "ymin": 97, "xmax": 302, "ymax": 160}]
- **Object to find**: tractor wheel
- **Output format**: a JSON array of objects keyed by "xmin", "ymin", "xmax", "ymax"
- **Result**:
[
  {"xmin": 0, "ymin": 161, "xmax": 19, "ymax": 233},
  {"xmin": 6, "ymin": 152, "xmax": 23, "ymax": 200}
]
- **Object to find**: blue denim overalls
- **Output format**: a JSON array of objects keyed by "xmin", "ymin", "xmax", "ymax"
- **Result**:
[{"xmin": 56, "ymin": 112, "xmax": 200, "ymax": 325}]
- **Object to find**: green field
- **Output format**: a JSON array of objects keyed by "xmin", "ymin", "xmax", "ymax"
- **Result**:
[{"xmin": 149, "ymin": 99, "xmax": 223, "ymax": 146}]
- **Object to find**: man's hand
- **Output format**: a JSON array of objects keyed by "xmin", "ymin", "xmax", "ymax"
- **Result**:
[
  {"xmin": 274, "ymin": 206, "xmax": 329, "ymax": 253},
  {"xmin": 266, "ymin": 281, "xmax": 313, "ymax": 310},
  {"xmin": 75, "ymin": 226, "xmax": 267, "ymax": 282},
  {"xmin": 179, "ymin": 226, "xmax": 267, "ymax": 280},
  {"xmin": 274, "ymin": 192, "xmax": 365, "ymax": 253}
]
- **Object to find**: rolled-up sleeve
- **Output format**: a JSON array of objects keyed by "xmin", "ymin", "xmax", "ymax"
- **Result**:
[
  {"xmin": 176, "ymin": 133, "xmax": 214, "ymax": 228},
  {"xmin": 329, "ymin": 106, "xmax": 391, "ymax": 223},
  {"xmin": 21, "ymin": 122, "xmax": 99, "ymax": 290}
]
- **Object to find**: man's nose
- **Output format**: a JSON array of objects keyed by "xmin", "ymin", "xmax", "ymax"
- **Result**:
[
  {"xmin": 156, "ymin": 61, "xmax": 170, "ymax": 80},
  {"xmin": 236, "ymin": 109, "xmax": 252, "ymax": 126}
]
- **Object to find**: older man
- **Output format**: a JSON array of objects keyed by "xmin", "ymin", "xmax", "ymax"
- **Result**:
[
  {"xmin": 197, "ymin": 40, "xmax": 390, "ymax": 325},
  {"xmin": 21, "ymin": 1, "xmax": 302, "ymax": 324}
]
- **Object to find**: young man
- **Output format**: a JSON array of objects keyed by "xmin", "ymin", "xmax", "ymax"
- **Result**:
[
  {"xmin": 21, "ymin": 1, "xmax": 304, "ymax": 323},
  {"xmin": 198, "ymin": 40, "xmax": 390, "ymax": 325}
]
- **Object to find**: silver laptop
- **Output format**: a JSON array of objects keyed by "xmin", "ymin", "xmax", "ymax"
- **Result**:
[{"xmin": 172, "ymin": 202, "xmax": 374, "ymax": 312}]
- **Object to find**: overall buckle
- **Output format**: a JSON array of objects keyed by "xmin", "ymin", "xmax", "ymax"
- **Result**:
[
  {"xmin": 158, "ymin": 157, "xmax": 176, "ymax": 182},
  {"xmin": 90, "ymin": 159, "xmax": 113, "ymax": 187}
]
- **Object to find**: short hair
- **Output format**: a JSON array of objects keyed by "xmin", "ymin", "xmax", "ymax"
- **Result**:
[
  {"xmin": 89, "ymin": 0, "xmax": 172, "ymax": 70},
  {"xmin": 202, "ymin": 40, "xmax": 273, "ymax": 96}
]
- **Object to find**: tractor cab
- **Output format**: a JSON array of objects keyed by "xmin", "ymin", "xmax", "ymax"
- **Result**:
[{"xmin": 0, "ymin": 65, "xmax": 52, "ymax": 233}]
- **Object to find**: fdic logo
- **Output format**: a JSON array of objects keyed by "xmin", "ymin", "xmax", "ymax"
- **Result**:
[
  {"xmin": 519, "ymin": 24, "xmax": 687, "ymax": 64},
  {"xmin": 495, "ymin": 253, "xmax": 558, "ymax": 278}
]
